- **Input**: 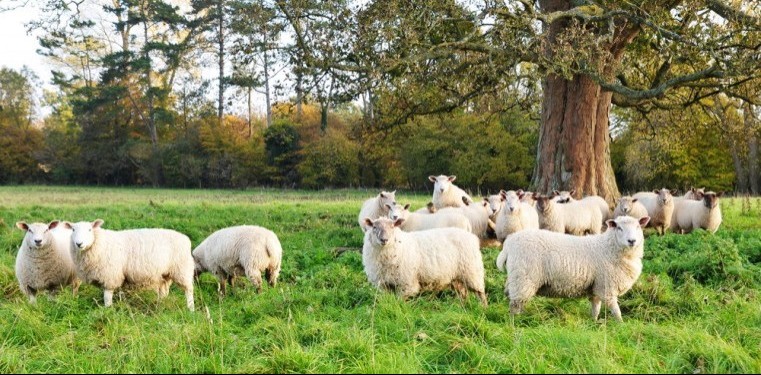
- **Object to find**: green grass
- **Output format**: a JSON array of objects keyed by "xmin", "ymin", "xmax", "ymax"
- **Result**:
[{"xmin": 0, "ymin": 186, "xmax": 759, "ymax": 373}]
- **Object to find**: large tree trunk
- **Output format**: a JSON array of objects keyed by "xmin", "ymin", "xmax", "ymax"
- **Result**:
[{"xmin": 531, "ymin": 74, "xmax": 619, "ymax": 203}]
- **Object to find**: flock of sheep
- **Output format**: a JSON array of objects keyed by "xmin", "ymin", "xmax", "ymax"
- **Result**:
[
  {"xmin": 359, "ymin": 176, "xmax": 723, "ymax": 321},
  {"xmin": 12, "ymin": 175, "xmax": 723, "ymax": 322}
]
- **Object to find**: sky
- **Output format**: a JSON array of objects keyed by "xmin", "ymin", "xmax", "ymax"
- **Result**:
[{"xmin": 0, "ymin": 5, "xmax": 53, "ymax": 91}]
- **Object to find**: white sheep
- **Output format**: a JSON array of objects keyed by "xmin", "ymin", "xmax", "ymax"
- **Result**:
[
  {"xmin": 632, "ymin": 188, "xmax": 675, "ymax": 235},
  {"xmin": 682, "ymin": 187, "xmax": 705, "ymax": 201},
  {"xmin": 494, "ymin": 190, "xmax": 539, "ymax": 241},
  {"xmin": 192, "ymin": 225, "xmax": 282, "ymax": 295},
  {"xmin": 486, "ymin": 193, "xmax": 506, "ymax": 221},
  {"xmin": 496, "ymin": 216, "xmax": 651, "ymax": 321},
  {"xmin": 429, "ymin": 175, "xmax": 473, "ymax": 209},
  {"xmin": 554, "ymin": 190, "xmax": 612, "ymax": 223},
  {"xmin": 358, "ymin": 191, "xmax": 397, "ymax": 232},
  {"xmin": 14, "ymin": 221, "xmax": 80, "ymax": 303},
  {"xmin": 670, "ymin": 191, "xmax": 723, "ymax": 234},
  {"xmin": 437, "ymin": 197, "xmax": 492, "ymax": 239},
  {"xmin": 387, "ymin": 203, "xmax": 472, "ymax": 232},
  {"xmin": 64, "ymin": 219, "xmax": 196, "ymax": 311},
  {"xmin": 534, "ymin": 194, "xmax": 602, "ymax": 235},
  {"xmin": 613, "ymin": 196, "xmax": 649, "ymax": 221},
  {"xmin": 362, "ymin": 217, "xmax": 487, "ymax": 306}
]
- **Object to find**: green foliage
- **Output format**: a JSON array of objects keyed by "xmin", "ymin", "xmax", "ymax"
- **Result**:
[
  {"xmin": 0, "ymin": 187, "xmax": 759, "ymax": 373},
  {"xmin": 298, "ymin": 129, "xmax": 361, "ymax": 188},
  {"xmin": 264, "ymin": 120, "xmax": 301, "ymax": 186}
]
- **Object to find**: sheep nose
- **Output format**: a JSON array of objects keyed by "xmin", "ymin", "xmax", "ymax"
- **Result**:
[
  {"xmin": 379, "ymin": 239, "xmax": 388, "ymax": 245},
  {"xmin": 76, "ymin": 242, "xmax": 83, "ymax": 248},
  {"xmin": 34, "ymin": 239, "xmax": 42, "ymax": 245},
  {"xmin": 627, "ymin": 239, "xmax": 636, "ymax": 245}
]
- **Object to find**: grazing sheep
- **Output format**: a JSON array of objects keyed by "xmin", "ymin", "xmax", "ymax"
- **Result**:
[
  {"xmin": 494, "ymin": 190, "xmax": 539, "ymax": 241},
  {"xmin": 496, "ymin": 216, "xmax": 651, "ymax": 321},
  {"xmin": 429, "ymin": 175, "xmax": 473, "ymax": 209},
  {"xmin": 362, "ymin": 217, "xmax": 487, "ymax": 306},
  {"xmin": 670, "ymin": 191, "xmax": 723, "ymax": 234},
  {"xmin": 14, "ymin": 221, "xmax": 80, "ymax": 303},
  {"xmin": 358, "ymin": 191, "xmax": 397, "ymax": 232},
  {"xmin": 387, "ymin": 203, "xmax": 471, "ymax": 232},
  {"xmin": 64, "ymin": 220, "xmax": 195, "ymax": 311},
  {"xmin": 613, "ymin": 196, "xmax": 649, "ymax": 221},
  {"xmin": 193, "ymin": 225, "xmax": 282, "ymax": 295},
  {"xmin": 437, "ymin": 198, "xmax": 492, "ymax": 239},
  {"xmin": 632, "ymin": 188, "xmax": 675, "ymax": 235},
  {"xmin": 534, "ymin": 194, "xmax": 602, "ymax": 235},
  {"xmin": 414, "ymin": 202, "xmax": 437, "ymax": 214}
]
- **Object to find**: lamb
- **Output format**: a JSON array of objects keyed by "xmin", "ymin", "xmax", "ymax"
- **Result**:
[
  {"xmin": 429, "ymin": 175, "xmax": 473, "ymax": 209},
  {"xmin": 192, "ymin": 225, "xmax": 282, "ymax": 295},
  {"xmin": 14, "ymin": 221, "xmax": 80, "ymax": 303},
  {"xmin": 496, "ymin": 216, "xmax": 651, "ymax": 322},
  {"xmin": 534, "ymin": 194, "xmax": 602, "ymax": 235},
  {"xmin": 437, "ymin": 197, "xmax": 492, "ymax": 239},
  {"xmin": 632, "ymin": 188, "xmax": 675, "ymax": 235},
  {"xmin": 358, "ymin": 191, "xmax": 397, "ymax": 232},
  {"xmin": 64, "ymin": 219, "xmax": 195, "ymax": 311},
  {"xmin": 494, "ymin": 190, "xmax": 539, "ymax": 241},
  {"xmin": 387, "ymin": 203, "xmax": 472, "ymax": 232},
  {"xmin": 670, "ymin": 191, "xmax": 723, "ymax": 234},
  {"xmin": 612, "ymin": 196, "xmax": 649, "ymax": 221},
  {"xmin": 554, "ymin": 190, "xmax": 612, "ymax": 223},
  {"xmin": 362, "ymin": 217, "xmax": 487, "ymax": 306}
]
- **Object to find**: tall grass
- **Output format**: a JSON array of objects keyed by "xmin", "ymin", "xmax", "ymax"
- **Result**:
[{"xmin": 0, "ymin": 187, "xmax": 759, "ymax": 373}]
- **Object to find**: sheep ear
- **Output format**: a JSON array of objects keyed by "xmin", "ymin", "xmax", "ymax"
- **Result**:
[
  {"xmin": 393, "ymin": 218, "xmax": 405, "ymax": 227},
  {"xmin": 48, "ymin": 220, "xmax": 60, "ymax": 230},
  {"xmin": 652, "ymin": 189, "xmax": 660, "ymax": 194},
  {"xmin": 670, "ymin": 189, "xmax": 678, "ymax": 195},
  {"xmin": 549, "ymin": 191, "xmax": 558, "ymax": 198},
  {"xmin": 569, "ymin": 189, "xmax": 576, "ymax": 196},
  {"xmin": 638, "ymin": 216, "xmax": 651, "ymax": 228},
  {"xmin": 404, "ymin": 203, "xmax": 410, "ymax": 210},
  {"xmin": 390, "ymin": 190, "xmax": 396, "ymax": 195},
  {"xmin": 462, "ymin": 196, "xmax": 470, "ymax": 206},
  {"xmin": 448, "ymin": 175, "xmax": 456, "ymax": 182},
  {"xmin": 385, "ymin": 203, "xmax": 392, "ymax": 210},
  {"xmin": 379, "ymin": 192, "xmax": 386, "ymax": 198},
  {"xmin": 695, "ymin": 191, "xmax": 705, "ymax": 199},
  {"xmin": 63, "ymin": 221, "xmax": 73, "ymax": 230},
  {"xmin": 517, "ymin": 189, "xmax": 524, "ymax": 195},
  {"xmin": 499, "ymin": 190, "xmax": 507, "ymax": 199},
  {"xmin": 517, "ymin": 191, "xmax": 525, "ymax": 200},
  {"xmin": 428, "ymin": 176, "xmax": 436, "ymax": 182},
  {"xmin": 606, "ymin": 219, "xmax": 617, "ymax": 229},
  {"xmin": 16, "ymin": 222, "xmax": 29, "ymax": 231},
  {"xmin": 532, "ymin": 194, "xmax": 540, "ymax": 201},
  {"xmin": 631, "ymin": 198, "xmax": 638, "ymax": 203},
  {"xmin": 716, "ymin": 191, "xmax": 724, "ymax": 197},
  {"xmin": 364, "ymin": 218, "xmax": 374, "ymax": 227},
  {"xmin": 92, "ymin": 219, "xmax": 104, "ymax": 229},
  {"xmin": 553, "ymin": 190, "xmax": 560, "ymax": 195}
]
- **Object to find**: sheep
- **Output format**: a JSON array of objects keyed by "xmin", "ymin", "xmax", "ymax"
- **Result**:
[
  {"xmin": 554, "ymin": 190, "xmax": 612, "ymax": 223},
  {"xmin": 358, "ymin": 191, "xmax": 397, "ymax": 232},
  {"xmin": 387, "ymin": 203, "xmax": 472, "ymax": 232},
  {"xmin": 362, "ymin": 217, "xmax": 487, "ymax": 306},
  {"xmin": 429, "ymin": 175, "xmax": 473, "ymax": 209},
  {"xmin": 670, "ymin": 191, "xmax": 723, "ymax": 234},
  {"xmin": 632, "ymin": 188, "xmax": 675, "ymax": 235},
  {"xmin": 486, "ymin": 193, "xmax": 506, "ymax": 221},
  {"xmin": 192, "ymin": 225, "xmax": 282, "ymax": 295},
  {"xmin": 533, "ymin": 194, "xmax": 602, "ymax": 235},
  {"xmin": 494, "ymin": 190, "xmax": 539, "ymax": 241},
  {"xmin": 612, "ymin": 196, "xmax": 649, "ymax": 221},
  {"xmin": 64, "ymin": 219, "xmax": 195, "ymax": 311},
  {"xmin": 496, "ymin": 216, "xmax": 651, "ymax": 322},
  {"xmin": 414, "ymin": 202, "xmax": 437, "ymax": 214},
  {"xmin": 437, "ymin": 197, "xmax": 492, "ymax": 239},
  {"xmin": 14, "ymin": 221, "xmax": 80, "ymax": 303},
  {"xmin": 682, "ymin": 187, "xmax": 705, "ymax": 201}
]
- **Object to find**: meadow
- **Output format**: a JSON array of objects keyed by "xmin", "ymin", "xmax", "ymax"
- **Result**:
[{"xmin": 0, "ymin": 186, "xmax": 759, "ymax": 373}]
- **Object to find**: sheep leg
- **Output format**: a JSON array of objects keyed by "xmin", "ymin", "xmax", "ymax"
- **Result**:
[
  {"xmin": 103, "ymin": 289, "xmax": 114, "ymax": 307},
  {"xmin": 157, "ymin": 280, "xmax": 171, "ymax": 299},
  {"xmin": 451, "ymin": 281, "xmax": 468, "ymax": 300},
  {"xmin": 265, "ymin": 265, "xmax": 280, "ymax": 288},
  {"xmin": 605, "ymin": 298, "xmax": 623, "ymax": 322},
  {"xmin": 476, "ymin": 290, "xmax": 488, "ymax": 307},
  {"xmin": 590, "ymin": 296, "xmax": 602, "ymax": 320},
  {"xmin": 245, "ymin": 269, "xmax": 263, "ymax": 293},
  {"xmin": 172, "ymin": 276, "xmax": 195, "ymax": 312},
  {"xmin": 213, "ymin": 271, "xmax": 228, "ymax": 295},
  {"xmin": 23, "ymin": 286, "xmax": 37, "ymax": 304},
  {"xmin": 72, "ymin": 279, "xmax": 81, "ymax": 297}
]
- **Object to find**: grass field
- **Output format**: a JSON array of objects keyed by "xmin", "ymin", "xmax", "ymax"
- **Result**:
[{"xmin": 0, "ymin": 186, "xmax": 759, "ymax": 373}]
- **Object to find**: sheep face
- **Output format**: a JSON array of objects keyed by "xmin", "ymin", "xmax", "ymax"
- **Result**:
[
  {"xmin": 606, "ymin": 216, "xmax": 650, "ymax": 249},
  {"xmin": 653, "ymin": 188, "xmax": 673, "ymax": 206},
  {"xmin": 552, "ymin": 190, "xmax": 574, "ymax": 203},
  {"xmin": 378, "ymin": 191, "xmax": 397, "ymax": 210},
  {"xmin": 533, "ymin": 195, "xmax": 555, "ymax": 214},
  {"xmin": 429, "ymin": 175, "xmax": 456, "ymax": 194},
  {"xmin": 702, "ymin": 191, "xmax": 722, "ymax": 209},
  {"xmin": 486, "ymin": 195, "xmax": 505, "ymax": 218},
  {"xmin": 616, "ymin": 197, "xmax": 637, "ymax": 214},
  {"xmin": 504, "ymin": 194, "xmax": 522, "ymax": 215},
  {"xmin": 364, "ymin": 217, "xmax": 404, "ymax": 247},
  {"xmin": 387, "ymin": 203, "xmax": 410, "ymax": 221},
  {"xmin": 65, "ymin": 219, "xmax": 104, "ymax": 251},
  {"xmin": 16, "ymin": 221, "xmax": 59, "ymax": 250}
]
